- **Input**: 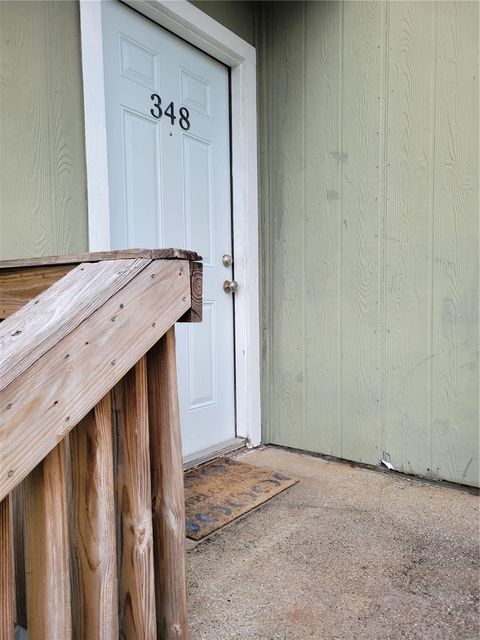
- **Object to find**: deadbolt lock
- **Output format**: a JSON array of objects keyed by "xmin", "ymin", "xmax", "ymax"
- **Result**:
[
  {"xmin": 223, "ymin": 280, "xmax": 239, "ymax": 294},
  {"xmin": 222, "ymin": 254, "xmax": 233, "ymax": 268}
]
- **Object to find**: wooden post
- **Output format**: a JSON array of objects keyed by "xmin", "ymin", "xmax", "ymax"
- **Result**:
[
  {"xmin": 178, "ymin": 261, "xmax": 203, "ymax": 324},
  {"xmin": 0, "ymin": 495, "xmax": 14, "ymax": 639},
  {"xmin": 114, "ymin": 357, "xmax": 157, "ymax": 639},
  {"xmin": 25, "ymin": 442, "xmax": 71, "ymax": 639},
  {"xmin": 147, "ymin": 328, "xmax": 188, "ymax": 640},
  {"xmin": 70, "ymin": 394, "xmax": 118, "ymax": 640},
  {"xmin": 12, "ymin": 483, "xmax": 27, "ymax": 629}
]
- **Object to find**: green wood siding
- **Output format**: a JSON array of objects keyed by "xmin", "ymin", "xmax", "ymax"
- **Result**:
[
  {"xmin": 0, "ymin": 0, "xmax": 88, "ymax": 260},
  {"xmin": 190, "ymin": 1, "xmax": 255, "ymax": 45},
  {"xmin": 258, "ymin": 1, "xmax": 479, "ymax": 486},
  {"xmin": 0, "ymin": 0, "xmax": 253, "ymax": 262}
]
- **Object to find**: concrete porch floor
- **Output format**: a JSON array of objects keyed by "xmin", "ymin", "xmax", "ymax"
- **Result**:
[{"xmin": 186, "ymin": 447, "xmax": 479, "ymax": 640}]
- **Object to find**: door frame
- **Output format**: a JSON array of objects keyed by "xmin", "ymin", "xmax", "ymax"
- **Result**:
[{"xmin": 79, "ymin": 0, "xmax": 261, "ymax": 448}]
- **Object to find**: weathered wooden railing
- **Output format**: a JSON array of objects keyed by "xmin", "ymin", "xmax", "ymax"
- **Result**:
[{"xmin": 0, "ymin": 249, "xmax": 202, "ymax": 639}]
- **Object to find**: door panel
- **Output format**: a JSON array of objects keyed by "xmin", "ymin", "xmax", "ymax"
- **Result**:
[
  {"xmin": 102, "ymin": 1, "xmax": 235, "ymax": 457},
  {"xmin": 182, "ymin": 135, "xmax": 213, "ymax": 265},
  {"xmin": 119, "ymin": 35, "xmax": 158, "ymax": 90},
  {"xmin": 122, "ymin": 109, "xmax": 162, "ymax": 248},
  {"xmin": 187, "ymin": 301, "xmax": 216, "ymax": 409}
]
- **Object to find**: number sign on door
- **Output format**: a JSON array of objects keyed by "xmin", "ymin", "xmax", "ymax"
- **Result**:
[{"xmin": 150, "ymin": 95, "xmax": 191, "ymax": 130}]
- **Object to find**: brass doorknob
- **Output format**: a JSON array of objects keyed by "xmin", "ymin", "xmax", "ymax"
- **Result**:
[{"xmin": 223, "ymin": 280, "xmax": 239, "ymax": 294}]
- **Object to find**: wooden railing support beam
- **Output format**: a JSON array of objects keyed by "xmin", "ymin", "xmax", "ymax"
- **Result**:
[
  {"xmin": 70, "ymin": 394, "xmax": 118, "ymax": 640},
  {"xmin": 0, "ymin": 495, "xmax": 14, "ymax": 640},
  {"xmin": 178, "ymin": 261, "xmax": 203, "ymax": 324},
  {"xmin": 25, "ymin": 442, "xmax": 71, "ymax": 639},
  {"xmin": 12, "ymin": 483, "xmax": 27, "ymax": 629},
  {"xmin": 148, "ymin": 329, "xmax": 188, "ymax": 640},
  {"xmin": 114, "ymin": 357, "xmax": 157, "ymax": 639},
  {"xmin": 0, "ymin": 251, "xmax": 202, "ymax": 637},
  {"xmin": 0, "ymin": 259, "xmax": 190, "ymax": 502}
]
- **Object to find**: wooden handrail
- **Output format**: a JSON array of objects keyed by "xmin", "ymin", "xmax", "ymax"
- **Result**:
[
  {"xmin": 0, "ymin": 248, "xmax": 201, "ymax": 321},
  {"xmin": 0, "ymin": 249, "xmax": 202, "ymax": 639}
]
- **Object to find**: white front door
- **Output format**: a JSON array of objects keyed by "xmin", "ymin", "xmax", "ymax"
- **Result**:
[{"xmin": 101, "ymin": 0, "xmax": 236, "ymax": 458}]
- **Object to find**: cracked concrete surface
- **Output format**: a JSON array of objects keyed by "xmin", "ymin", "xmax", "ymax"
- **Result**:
[{"xmin": 186, "ymin": 446, "xmax": 479, "ymax": 639}]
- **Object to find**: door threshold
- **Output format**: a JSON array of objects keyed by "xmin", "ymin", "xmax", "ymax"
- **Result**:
[{"xmin": 183, "ymin": 437, "xmax": 246, "ymax": 470}]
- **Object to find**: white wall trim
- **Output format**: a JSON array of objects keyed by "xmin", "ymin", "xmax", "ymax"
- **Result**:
[
  {"xmin": 79, "ymin": 1, "xmax": 111, "ymax": 251},
  {"xmin": 79, "ymin": 0, "xmax": 261, "ymax": 448}
]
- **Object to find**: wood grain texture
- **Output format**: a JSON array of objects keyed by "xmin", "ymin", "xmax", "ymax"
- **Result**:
[
  {"xmin": 0, "ymin": 258, "xmax": 150, "ymax": 390},
  {"xmin": 265, "ymin": 2, "xmax": 306, "ymax": 449},
  {"xmin": 0, "ymin": 248, "xmax": 201, "ymax": 270},
  {"xmin": 178, "ymin": 261, "xmax": 203, "ymax": 323},
  {"xmin": 384, "ymin": 2, "xmax": 435, "ymax": 476},
  {"xmin": 12, "ymin": 483, "xmax": 26, "ymax": 629},
  {"xmin": 0, "ymin": 259, "xmax": 190, "ymax": 500},
  {"xmin": 0, "ymin": 265, "xmax": 75, "ymax": 319},
  {"xmin": 339, "ymin": 0, "xmax": 382, "ymax": 465},
  {"xmin": 0, "ymin": 0, "xmax": 88, "ymax": 261},
  {"xmin": 70, "ymin": 395, "xmax": 118, "ymax": 640},
  {"xmin": 0, "ymin": 495, "xmax": 14, "ymax": 640},
  {"xmin": 147, "ymin": 329, "xmax": 188, "ymax": 640},
  {"xmin": 25, "ymin": 442, "xmax": 71, "ymax": 639},
  {"xmin": 430, "ymin": 1, "xmax": 479, "ymax": 485},
  {"xmin": 258, "ymin": 0, "xmax": 478, "ymax": 486},
  {"xmin": 304, "ymin": 1, "xmax": 342, "ymax": 456},
  {"xmin": 114, "ymin": 358, "xmax": 156, "ymax": 639},
  {"xmin": 256, "ymin": 1, "xmax": 273, "ymax": 450}
]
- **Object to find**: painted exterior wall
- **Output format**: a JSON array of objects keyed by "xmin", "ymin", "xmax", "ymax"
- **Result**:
[
  {"xmin": 0, "ymin": 0, "xmax": 88, "ymax": 260},
  {"xmin": 190, "ymin": 1, "xmax": 255, "ymax": 46},
  {"xmin": 0, "ymin": 1, "xmax": 477, "ymax": 486},
  {"xmin": 0, "ymin": 0, "xmax": 251, "ymax": 262},
  {"xmin": 257, "ymin": 1, "xmax": 479, "ymax": 486}
]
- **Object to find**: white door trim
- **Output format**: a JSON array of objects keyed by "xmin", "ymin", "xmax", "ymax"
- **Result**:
[{"xmin": 79, "ymin": 0, "xmax": 261, "ymax": 448}]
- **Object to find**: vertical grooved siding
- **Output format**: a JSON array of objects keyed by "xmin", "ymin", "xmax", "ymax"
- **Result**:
[
  {"xmin": 0, "ymin": 1, "xmax": 88, "ymax": 260},
  {"xmin": 258, "ymin": 0, "xmax": 479, "ymax": 486}
]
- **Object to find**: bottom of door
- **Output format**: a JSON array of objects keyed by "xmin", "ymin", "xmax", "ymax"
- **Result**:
[{"xmin": 183, "ymin": 437, "xmax": 246, "ymax": 470}]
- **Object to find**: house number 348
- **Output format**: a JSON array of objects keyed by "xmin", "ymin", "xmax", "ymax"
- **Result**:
[{"xmin": 150, "ymin": 94, "xmax": 191, "ymax": 130}]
